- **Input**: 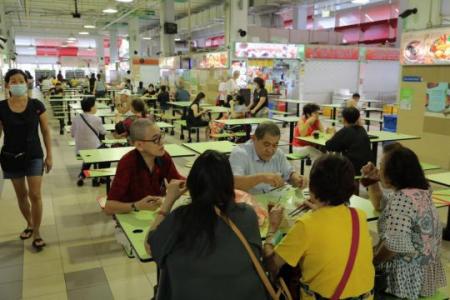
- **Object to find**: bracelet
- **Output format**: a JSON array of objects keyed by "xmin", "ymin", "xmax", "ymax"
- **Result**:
[{"xmin": 157, "ymin": 210, "xmax": 168, "ymax": 217}]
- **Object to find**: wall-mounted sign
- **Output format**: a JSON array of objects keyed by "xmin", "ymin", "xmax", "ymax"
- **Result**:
[
  {"xmin": 191, "ymin": 51, "xmax": 228, "ymax": 69},
  {"xmin": 235, "ymin": 43, "xmax": 303, "ymax": 59},
  {"xmin": 159, "ymin": 56, "xmax": 180, "ymax": 69},
  {"xmin": 402, "ymin": 76, "xmax": 422, "ymax": 82},
  {"xmin": 401, "ymin": 29, "xmax": 450, "ymax": 65},
  {"xmin": 305, "ymin": 46, "xmax": 359, "ymax": 60},
  {"xmin": 248, "ymin": 59, "xmax": 274, "ymax": 67},
  {"xmin": 365, "ymin": 48, "xmax": 400, "ymax": 60}
]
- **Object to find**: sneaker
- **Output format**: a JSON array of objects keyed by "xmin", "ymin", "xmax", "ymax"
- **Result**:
[{"xmin": 77, "ymin": 178, "xmax": 84, "ymax": 186}]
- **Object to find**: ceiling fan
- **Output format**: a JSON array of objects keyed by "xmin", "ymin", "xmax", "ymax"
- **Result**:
[{"xmin": 38, "ymin": 0, "xmax": 97, "ymax": 18}]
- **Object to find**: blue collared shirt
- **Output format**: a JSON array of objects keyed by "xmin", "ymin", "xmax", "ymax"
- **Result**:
[{"xmin": 229, "ymin": 140, "xmax": 294, "ymax": 194}]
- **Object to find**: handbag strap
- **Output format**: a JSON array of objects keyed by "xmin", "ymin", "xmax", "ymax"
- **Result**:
[
  {"xmin": 330, "ymin": 207, "xmax": 360, "ymax": 300},
  {"xmin": 214, "ymin": 207, "xmax": 279, "ymax": 300},
  {"xmin": 80, "ymin": 114, "xmax": 102, "ymax": 143}
]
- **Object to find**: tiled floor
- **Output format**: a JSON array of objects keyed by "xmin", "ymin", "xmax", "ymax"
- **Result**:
[{"xmin": 0, "ymin": 93, "xmax": 449, "ymax": 299}]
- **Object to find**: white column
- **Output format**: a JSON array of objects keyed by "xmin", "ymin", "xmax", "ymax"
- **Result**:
[
  {"xmin": 110, "ymin": 28, "xmax": 118, "ymax": 65},
  {"xmin": 128, "ymin": 17, "xmax": 141, "ymax": 57},
  {"xmin": 225, "ymin": 0, "xmax": 249, "ymax": 52},
  {"xmin": 395, "ymin": 0, "xmax": 409, "ymax": 48},
  {"xmin": 96, "ymin": 35, "xmax": 105, "ymax": 74},
  {"xmin": 293, "ymin": 5, "xmax": 308, "ymax": 30},
  {"xmin": 159, "ymin": 0, "xmax": 175, "ymax": 56}
]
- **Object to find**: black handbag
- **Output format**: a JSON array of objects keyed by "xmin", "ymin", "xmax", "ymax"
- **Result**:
[{"xmin": 0, "ymin": 150, "xmax": 28, "ymax": 172}]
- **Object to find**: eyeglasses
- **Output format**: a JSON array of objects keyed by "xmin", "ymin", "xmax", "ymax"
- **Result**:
[{"xmin": 139, "ymin": 131, "xmax": 165, "ymax": 145}]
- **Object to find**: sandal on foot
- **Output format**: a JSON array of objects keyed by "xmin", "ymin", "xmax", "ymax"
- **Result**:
[
  {"xmin": 32, "ymin": 238, "xmax": 46, "ymax": 251},
  {"xmin": 20, "ymin": 228, "xmax": 33, "ymax": 240}
]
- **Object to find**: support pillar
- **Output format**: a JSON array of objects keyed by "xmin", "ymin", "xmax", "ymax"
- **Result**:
[
  {"xmin": 225, "ymin": 0, "xmax": 249, "ymax": 53},
  {"xmin": 159, "ymin": 0, "xmax": 175, "ymax": 56}
]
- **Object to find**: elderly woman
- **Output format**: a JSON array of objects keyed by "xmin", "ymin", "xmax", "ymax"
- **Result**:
[
  {"xmin": 361, "ymin": 143, "xmax": 446, "ymax": 299},
  {"xmin": 265, "ymin": 154, "xmax": 375, "ymax": 299}
]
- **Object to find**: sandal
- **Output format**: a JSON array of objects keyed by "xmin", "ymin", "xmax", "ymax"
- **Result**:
[
  {"xmin": 20, "ymin": 228, "xmax": 33, "ymax": 240},
  {"xmin": 32, "ymin": 238, "xmax": 46, "ymax": 251}
]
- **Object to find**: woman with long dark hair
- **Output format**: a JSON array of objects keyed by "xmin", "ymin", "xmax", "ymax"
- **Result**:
[
  {"xmin": 186, "ymin": 92, "xmax": 210, "ymax": 127},
  {"xmin": 0, "ymin": 69, "xmax": 53, "ymax": 251},
  {"xmin": 146, "ymin": 150, "xmax": 268, "ymax": 300}
]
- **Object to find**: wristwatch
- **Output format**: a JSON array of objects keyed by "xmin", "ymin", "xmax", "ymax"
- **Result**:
[{"xmin": 131, "ymin": 202, "xmax": 139, "ymax": 212}]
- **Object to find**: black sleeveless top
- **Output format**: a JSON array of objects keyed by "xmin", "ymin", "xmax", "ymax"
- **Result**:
[{"xmin": 0, "ymin": 99, "xmax": 46, "ymax": 158}]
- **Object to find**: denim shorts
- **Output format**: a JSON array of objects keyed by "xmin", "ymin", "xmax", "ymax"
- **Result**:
[{"xmin": 2, "ymin": 158, "xmax": 44, "ymax": 179}]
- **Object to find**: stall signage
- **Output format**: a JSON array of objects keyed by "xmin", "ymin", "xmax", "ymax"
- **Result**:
[
  {"xmin": 191, "ymin": 51, "xmax": 229, "ymax": 69},
  {"xmin": 365, "ymin": 48, "xmax": 400, "ymax": 60},
  {"xmin": 159, "ymin": 56, "xmax": 180, "ymax": 69},
  {"xmin": 248, "ymin": 59, "xmax": 274, "ymax": 67},
  {"xmin": 401, "ymin": 28, "xmax": 450, "ymax": 65},
  {"xmin": 235, "ymin": 43, "xmax": 303, "ymax": 59},
  {"xmin": 305, "ymin": 46, "xmax": 359, "ymax": 60}
]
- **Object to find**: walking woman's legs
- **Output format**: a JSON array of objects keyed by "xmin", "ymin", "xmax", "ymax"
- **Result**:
[
  {"xmin": 26, "ymin": 176, "xmax": 44, "ymax": 244},
  {"xmin": 11, "ymin": 177, "xmax": 32, "ymax": 228}
]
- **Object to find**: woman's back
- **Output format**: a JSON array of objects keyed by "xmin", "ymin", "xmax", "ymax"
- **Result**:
[
  {"xmin": 149, "ymin": 203, "xmax": 268, "ymax": 300},
  {"xmin": 378, "ymin": 189, "xmax": 446, "ymax": 298},
  {"xmin": 276, "ymin": 205, "xmax": 374, "ymax": 299}
]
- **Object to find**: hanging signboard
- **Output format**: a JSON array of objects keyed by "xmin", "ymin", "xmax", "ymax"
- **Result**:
[
  {"xmin": 235, "ymin": 43, "xmax": 303, "ymax": 59},
  {"xmin": 305, "ymin": 45, "xmax": 359, "ymax": 60},
  {"xmin": 158, "ymin": 56, "xmax": 181, "ymax": 69},
  {"xmin": 365, "ymin": 48, "xmax": 400, "ymax": 61},
  {"xmin": 191, "ymin": 51, "xmax": 228, "ymax": 69}
]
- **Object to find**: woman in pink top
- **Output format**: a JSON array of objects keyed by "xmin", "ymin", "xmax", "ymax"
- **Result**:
[{"xmin": 292, "ymin": 103, "xmax": 324, "ymax": 161}]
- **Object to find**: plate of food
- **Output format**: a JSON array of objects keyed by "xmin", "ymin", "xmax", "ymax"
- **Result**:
[
  {"xmin": 429, "ymin": 34, "xmax": 450, "ymax": 63},
  {"xmin": 404, "ymin": 40, "xmax": 423, "ymax": 63}
]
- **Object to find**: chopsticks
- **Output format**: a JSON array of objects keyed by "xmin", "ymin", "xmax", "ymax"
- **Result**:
[
  {"xmin": 266, "ymin": 184, "xmax": 288, "ymax": 193},
  {"xmin": 288, "ymin": 204, "xmax": 310, "ymax": 217}
]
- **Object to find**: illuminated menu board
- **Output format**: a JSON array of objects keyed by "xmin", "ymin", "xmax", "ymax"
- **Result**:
[
  {"xmin": 191, "ymin": 51, "xmax": 229, "ymax": 69},
  {"xmin": 235, "ymin": 43, "xmax": 303, "ymax": 59},
  {"xmin": 401, "ymin": 28, "xmax": 450, "ymax": 65},
  {"xmin": 159, "ymin": 56, "xmax": 181, "ymax": 69}
]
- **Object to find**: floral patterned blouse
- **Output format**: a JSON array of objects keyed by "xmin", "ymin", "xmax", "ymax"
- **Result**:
[{"xmin": 377, "ymin": 189, "xmax": 446, "ymax": 299}]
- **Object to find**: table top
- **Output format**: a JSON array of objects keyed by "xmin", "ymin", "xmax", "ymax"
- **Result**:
[
  {"xmin": 182, "ymin": 140, "xmax": 236, "ymax": 154},
  {"xmin": 271, "ymin": 99, "xmax": 309, "ymax": 104},
  {"xmin": 427, "ymin": 172, "xmax": 450, "ymax": 187},
  {"xmin": 271, "ymin": 115, "xmax": 299, "ymax": 123},
  {"xmin": 215, "ymin": 117, "xmax": 278, "ymax": 126},
  {"xmin": 49, "ymin": 97, "xmax": 82, "ymax": 102},
  {"xmin": 320, "ymin": 103, "xmax": 342, "ymax": 109},
  {"xmin": 360, "ymin": 99, "xmax": 383, "ymax": 103},
  {"xmin": 115, "ymin": 187, "xmax": 380, "ymax": 261},
  {"xmin": 207, "ymin": 106, "xmax": 231, "ymax": 113},
  {"xmin": 84, "ymin": 167, "xmax": 117, "ymax": 178},
  {"xmin": 80, "ymin": 143, "xmax": 196, "ymax": 164},
  {"xmin": 363, "ymin": 107, "xmax": 384, "ymax": 112},
  {"xmin": 297, "ymin": 130, "xmax": 420, "ymax": 146},
  {"xmin": 420, "ymin": 163, "xmax": 440, "ymax": 171},
  {"xmin": 432, "ymin": 189, "xmax": 450, "ymax": 207},
  {"xmin": 70, "ymin": 103, "xmax": 109, "ymax": 110},
  {"xmin": 69, "ymin": 138, "xmax": 126, "ymax": 146},
  {"xmin": 169, "ymin": 101, "xmax": 211, "ymax": 108}
]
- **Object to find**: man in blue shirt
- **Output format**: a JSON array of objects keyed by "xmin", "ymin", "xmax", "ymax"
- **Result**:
[
  {"xmin": 175, "ymin": 81, "xmax": 190, "ymax": 102},
  {"xmin": 229, "ymin": 121, "xmax": 306, "ymax": 194}
]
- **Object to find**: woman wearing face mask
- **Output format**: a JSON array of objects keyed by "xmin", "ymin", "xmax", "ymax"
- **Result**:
[{"xmin": 0, "ymin": 69, "xmax": 53, "ymax": 252}]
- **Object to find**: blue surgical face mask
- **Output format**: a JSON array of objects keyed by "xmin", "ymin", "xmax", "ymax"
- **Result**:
[{"xmin": 9, "ymin": 84, "xmax": 28, "ymax": 96}]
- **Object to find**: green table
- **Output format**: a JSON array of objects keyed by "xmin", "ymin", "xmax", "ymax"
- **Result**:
[
  {"xmin": 114, "ymin": 186, "xmax": 379, "ymax": 263},
  {"xmin": 115, "ymin": 210, "xmax": 156, "ymax": 262},
  {"xmin": 426, "ymin": 173, "xmax": 450, "ymax": 241},
  {"xmin": 182, "ymin": 141, "xmax": 236, "ymax": 154},
  {"xmin": 169, "ymin": 101, "xmax": 212, "ymax": 116},
  {"xmin": 271, "ymin": 115, "xmax": 299, "ymax": 152},
  {"xmin": 297, "ymin": 131, "xmax": 420, "ymax": 160},
  {"xmin": 70, "ymin": 102, "xmax": 109, "ymax": 110},
  {"xmin": 80, "ymin": 144, "xmax": 196, "ymax": 164},
  {"xmin": 207, "ymin": 106, "xmax": 230, "ymax": 114},
  {"xmin": 69, "ymin": 139, "xmax": 127, "ymax": 146},
  {"xmin": 271, "ymin": 99, "xmax": 309, "ymax": 116},
  {"xmin": 420, "ymin": 163, "xmax": 440, "ymax": 171},
  {"xmin": 66, "ymin": 121, "xmax": 173, "ymax": 134}
]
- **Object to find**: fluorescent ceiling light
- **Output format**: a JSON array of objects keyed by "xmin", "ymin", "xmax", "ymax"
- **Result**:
[
  {"xmin": 84, "ymin": 24, "xmax": 96, "ymax": 29},
  {"xmin": 79, "ymin": 31, "xmax": 89, "ymax": 35},
  {"xmin": 352, "ymin": 0, "xmax": 370, "ymax": 4},
  {"xmin": 142, "ymin": 37, "xmax": 152, "ymax": 40},
  {"xmin": 67, "ymin": 34, "xmax": 77, "ymax": 41},
  {"xmin": 67, "ymin": 40, "xmax": 76, "ymax": 44},
  {"xmin": 103, "ymin": 8, "xmax": 118, "ymax": 14},
  {"xmin": 174, "ymin": 38, "xmax": 181, "ymax": 41},
  {"xmin": 116, "ymin": 0, "xmax": 133, "ymax": 2}
]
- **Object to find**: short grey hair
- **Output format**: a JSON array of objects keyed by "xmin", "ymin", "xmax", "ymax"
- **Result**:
[
  {"xmin": 129, "ymin": 118, "xmax": 155, "ymax": 144},
  {"xmin": 254, "ymin": 121, "xmax": 280, "ymax": 140}
]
